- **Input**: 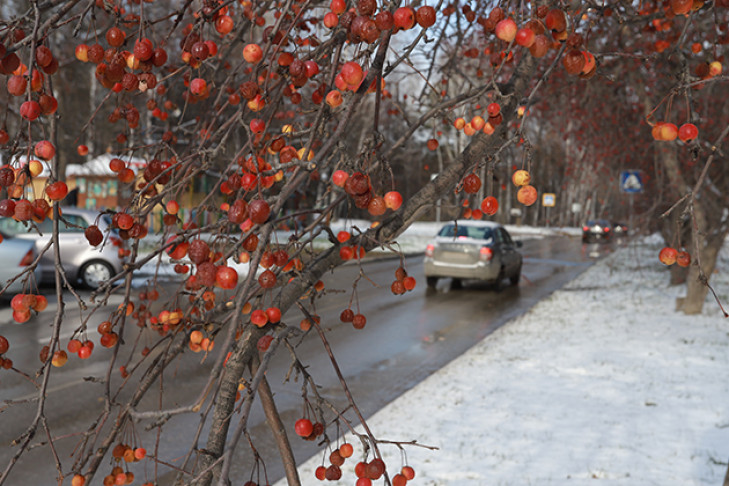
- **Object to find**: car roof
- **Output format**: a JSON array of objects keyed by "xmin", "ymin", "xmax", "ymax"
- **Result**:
[
  {"xmin": 59, "ymin": 207, "xmax": 113, "ymax": 222},
  {"xmin": 59, "ymin": 207, "xmax": 101, "ymax": 216},
  {"xmin": 441, "ymin": 220, "xmax": 503, "ymax": 228}
]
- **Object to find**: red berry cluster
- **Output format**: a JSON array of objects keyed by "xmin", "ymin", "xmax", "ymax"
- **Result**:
[
  {"xmin": 110, "ymin": 211, "xmax": 148, "ymax": 242},
  {"xmin": 352, "ymin": 458, "xmax": 387, "ymax": 485},
  {"xmin": 314, "ymin": 442, "xmax": 355, "ymax": 481},
  {"xmin": 149, "ymin": 308, "xmax": 184, "ymax": 336},
  {"xmin": 340, "ymin": 308, "xmax": 367, "ymax": 329},
  {"xmin": 658, "ymin": 247, "xmax": 691, "ymax": 267},
  {"xmin": 0, "ymin": 335, "xmax": 12, "ymax": 370},
  {"xmin": 336, "ymin": 231, "xmax": 367, "ymax": 261},
  {"xmin": 189, "ymin": 329, "xmax": 214, "ymax": 353},
  {"xmin": 343, "ymin": 172, "xmax": 374, "ymax": 210},
  {"xmin": 390, "ymin": 266, "xmax": 417, "ymax": 295},
  {"xmin": 101, "ymin": 442, "xmax": 148, "ymax": 485},
  {"xmin": 10, "ymin": 293, "xmax": 47, "ymax": 323},
  {"xmin": 250, "ymin": 306, "xmax": 282, "ymax": 328},
  {"xmin": 651, "ymin": 122, "xmax": 699, "ymax": 143},
  {"xmin": 1, "ymin": 40, "xmax": 60, "ymax": 122},
  {"xmin": 322, "ymin": 0, "xmax": 435, "ymax": 49},
  {"xmin": 294, "ymin": 418, "xmax": 325, "ymax": 441},
  {"xmin": 340, "ymin": 245, "xmax": 367, "ymax": 261},
  {"xmin": 97, "ymin": 320, "xmax": 120, "ymax": 349},
  {"xmin": 453, "ymin": 107, "xmax": 501, "ymax": 137},
  {"xmin": 332, "ymin": 170, "xmax": 403, "ymax": 216},
  {"xmin": 65, "ymin": 337, "xmax": 95, "ymax": 360},
  {"xmin": 165, "ymin": 237, "xmax": 235, "ymax": 290}
]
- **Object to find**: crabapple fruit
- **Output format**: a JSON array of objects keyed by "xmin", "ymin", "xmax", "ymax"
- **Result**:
[
  {"xmin": 659, "ymin": 247, "xmax": 678, "ymax": 265},
  {"xmin": 495, "ymin": 18, "xmax": 517, "ymax": 42},
  {"xmin": 517, "ymin": 185, "xmax": 538, "ymax": 206}
]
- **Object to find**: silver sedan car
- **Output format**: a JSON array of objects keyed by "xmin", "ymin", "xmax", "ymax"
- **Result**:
[
  {"xmin": 0, "ymin": 208, "xmax": 125, "ymax": 289},
  {"xmin": 0, "ymin": 232, "xmax": 43, "ymax": 297},
  {"xmin": 424, "ymin": 221, "xmax": 522, "ymax": 289}
]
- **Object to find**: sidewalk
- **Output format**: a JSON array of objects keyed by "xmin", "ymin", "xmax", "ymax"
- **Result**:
[{"xmin": 281, "ymin": 234, "xmax": 729, "ymax": 485}]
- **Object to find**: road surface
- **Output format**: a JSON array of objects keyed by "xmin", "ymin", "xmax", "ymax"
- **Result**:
[{"xmin": 0, "ymin": 234, "xmax": 605, "ymax": 485}]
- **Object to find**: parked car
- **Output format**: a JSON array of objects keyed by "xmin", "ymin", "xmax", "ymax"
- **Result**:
[
  {"xmin": 582, "ymin": 219, "xmax": 612, "ymax": 243},
  {"xmin": 612, "ymin": 222, "xmax": 629, "ymax": 235},
  {"xmin": 424, "ymin": 221, "xmax": 522, "ymax": 289},
  {"xmin": 0, "ymin": 208, "xmax": 125, "ymax": 289},
  {"xmin": 0, "ymin": 232, "xmax": 43, "ymax": 296}
]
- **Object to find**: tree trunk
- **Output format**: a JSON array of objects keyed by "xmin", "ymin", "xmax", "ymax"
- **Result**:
[
  {"xmin": 652, "ymin": 141, "xmax": 728, "ymax": 315},
  {"xmin": 255, "ymin": 361, "xmax": 301, "ymax": 486},
  {"xmin": 191, "ymin": 327, "xmax": 263, "ymax": 486},
  {"xmin": 679, "ymin": 230, "xmax": 728, "ymax": 314}
]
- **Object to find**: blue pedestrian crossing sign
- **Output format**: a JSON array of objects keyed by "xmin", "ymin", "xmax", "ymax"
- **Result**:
[{"xmin": 620, "ymin": 171, "xmax": 644, "ymax": 193}]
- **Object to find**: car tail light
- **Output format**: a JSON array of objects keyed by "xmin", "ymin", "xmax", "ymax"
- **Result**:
[
  {"xmin": 604, "ymin": 227, "xmax": 610, "ymax": 232},
  {"xmin": 479, "ymin": 246, "xmax": 493, "ymax": 261},
  {"xmin": 425, "ymin": 244, "xmax": 434, "ymax": 257},
  {"xmin": 582, "ymin": 226, "xmax": 589, "ymax": 232},
  {"xmin": 19, "ymin": 248, "xmax": 34, "ymax": 266}
]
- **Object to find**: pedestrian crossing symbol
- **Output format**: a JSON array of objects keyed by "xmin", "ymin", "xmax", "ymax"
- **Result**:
[{"xmin": 620, "ymin": 171, "xmax": 644, "ymax": 193}]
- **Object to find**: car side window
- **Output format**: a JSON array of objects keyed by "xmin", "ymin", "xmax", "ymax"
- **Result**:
[
  {"xmin": 37, "ymin": 219, "xmax": 53, "ymax": 233},
  {"xmin": 493, "ymin": 228, "xmax": 504, "ymax": 245},
  {"xmin": 62, "ymin": 215, "xmax": 88, "ymax": 232},
  {"xmin": 0, "ymin": 217, "xmax": 27, "ymax": 235},
  {"xmin": 34, "ymin": 216, "xmax": 87, "ymax": 234},
  {"xmin": 495, "ymin": 228, "xmax": 513, "ymax": 246},
  {"xmin": 501, "ymin": 229, "xmax": 514, "ymax": 246}
]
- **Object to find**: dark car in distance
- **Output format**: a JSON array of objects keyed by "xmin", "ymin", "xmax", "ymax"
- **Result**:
[
  {"xmin": 582, "ymin": 219, "xmax": 612, "ymax": 243},
  {"xmin": 612, "ymin": 222, "xmax": 629, "ymax": 236}
]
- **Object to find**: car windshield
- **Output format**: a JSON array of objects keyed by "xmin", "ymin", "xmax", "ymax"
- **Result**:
[
  {"xmin": 438, "ymin": 225, "xmax": 493, "ymax": 240},
  {"xmin": 0, "ymin": 213, "xmax": 91, "ymax": 236},
  {"xmin": 0, "ymin": 217, "xmax": 30, "ymax": 236},
  {"xmin": 586, "ymin": 220, "xmax": 610, "ymax": 226}
]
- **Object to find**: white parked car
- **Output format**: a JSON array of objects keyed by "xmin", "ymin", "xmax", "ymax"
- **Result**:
[
  {"xmin": 0, "ymin": 208, "xmax": 126, "ymax": 289},
  {"xmin": 0, "ymin": 232, "xmax": 43, "ymax": 297}
]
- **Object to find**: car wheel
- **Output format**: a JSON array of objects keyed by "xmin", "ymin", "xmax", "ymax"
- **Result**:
[
  {"xmin": 426, "ymin": 276, "xmax": 438, "ymax": 289},
  {"xmin": 509, "ymin": 266, "xmax": 521, "ymax": 286},
  {"xmin": 80, "ymin": 260, "xmax": 114, "ymax": 289}
]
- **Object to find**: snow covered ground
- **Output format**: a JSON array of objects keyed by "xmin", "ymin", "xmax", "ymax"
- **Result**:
[{"xmin": 274, "ymin": 231, "xmax": 729, "ymax": 486}]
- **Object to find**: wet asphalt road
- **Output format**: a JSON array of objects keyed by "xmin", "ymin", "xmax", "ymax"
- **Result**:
[{"xmin": 0, "ymin": 234, "xmax": 607, "ymax": 485}]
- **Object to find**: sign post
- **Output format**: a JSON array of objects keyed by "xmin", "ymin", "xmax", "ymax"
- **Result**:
[
  {"xmin": 620, "ymin": 171, "xmax": 644, "ymax": 194},
  {"xmin": 620, "ymin": 171, "xmax": 643, "ymax": 238},
  {"xmin": 542, "ymin": 193, "xmax": 556, "ymax": 226}
]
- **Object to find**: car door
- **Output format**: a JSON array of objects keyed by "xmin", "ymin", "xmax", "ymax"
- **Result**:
[
  {"xmin": 496, "ymin": 228, "xmax": 519, "ymax": 274},
  {"xmin": 57, "ymin": 214, "xmax": 90, "ymax": 275},
  {"xmin": 36, "ymin": 214, "xmax": 89, "ymax": 279}
]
